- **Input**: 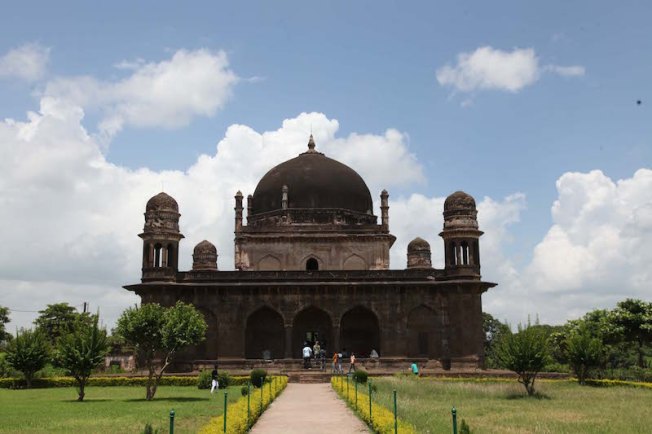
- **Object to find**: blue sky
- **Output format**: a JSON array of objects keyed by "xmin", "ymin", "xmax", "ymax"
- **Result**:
[{"xmin": 1, "ymin": 1, "xmax": 650, "ymax": 330}]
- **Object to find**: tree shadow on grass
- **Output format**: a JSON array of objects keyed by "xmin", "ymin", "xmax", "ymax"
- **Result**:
[
  {"xmin": 505, "ymin": 391, "xmax": 551, "ymax": 400},
  {"xmin": 124, "ymin": 397, "xmax": 208, "ymax": 402}
]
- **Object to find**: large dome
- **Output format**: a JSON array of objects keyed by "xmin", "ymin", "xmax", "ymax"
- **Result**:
[{"xmin": 251, "ymin": 137, "xmax": 373, "ymax": 215}]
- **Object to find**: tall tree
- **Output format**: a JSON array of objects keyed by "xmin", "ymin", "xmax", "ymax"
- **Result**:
[
  {"xmin": 55, "ymin": 315, "xmax": 109, "ymax": 401},
  {"xmin": 610, "ymin": 299, "xmax": 652, "ymax": 368},
  {"xmin": 34, "ymin": 303, "xmax": 86, "ymax": 345},
  {"xmin": 482, "ymin": 312, "xmax": 511, "ymax": 368},
  {"xmin": 564, "ymin": 323, "xmax": 605, "ymax": 384},
  {"xmin": 5, "ymin": 329, "xmax": 50, "ymax": 387},
  {"xmin": 0, "ymin": 306, "xmax": 11, "ymax": 347},
  {"xmin": 116, "ymin": 301, "xmax": 206, "ymax": 400},
  {"xmin": 495, "ymin": 322, "xmax": 549, "ymax": 396}
]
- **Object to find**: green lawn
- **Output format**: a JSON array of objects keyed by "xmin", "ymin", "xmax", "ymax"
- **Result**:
[
  {"xmin": 0, "ymin": 386, "xmax": 241, "ymax": 433},
  {"xmin": 371, "ymin": 377, "xmax": 652, "ymax": 434}
]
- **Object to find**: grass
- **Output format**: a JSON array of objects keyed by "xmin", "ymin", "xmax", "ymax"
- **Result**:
[
  {"xmin": 0, "ymin": 386, "xmax": 242, "ymax": 433},
  {"xmin": 370, "ymin": 376, "xmax": 652, "ymax": 434}
]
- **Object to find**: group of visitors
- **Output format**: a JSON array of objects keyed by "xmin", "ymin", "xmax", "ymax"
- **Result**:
[{"xmin": 302, "ymin": 341, "xmax": 327, "ymax": 370}]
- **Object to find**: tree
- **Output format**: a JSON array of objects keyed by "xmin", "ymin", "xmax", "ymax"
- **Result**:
[
  {"xmin": 482, "ymin": 312, "xmax": 511, "ymax": 368},
  {"xmin": 116, "ymin": 301, "xmax": 206, "ymax": 400},
  {"xmin": 495, "ymin": 322, "xmax": 549, "ymax": 396},
  {"xmin": 0, "ymin": 306, "xmax": 11, "ymax": 348},
  {"xmin": 610, "ymin": 299, "xmax": 652, "ymax": 368},
  {"xmin": 5, "ymin": 329, "xmax": 50, "ymax": 387},
  {"xmin": 564, "ymin": 323, "xmax": 605, "ymax": 384},
  {"xmin": 34, "ymin": 303, "xmax": 89, "ymax": 345},
  {"xmin": 55, "ymin": 315, "xmax": 109, "ymax": 401}
]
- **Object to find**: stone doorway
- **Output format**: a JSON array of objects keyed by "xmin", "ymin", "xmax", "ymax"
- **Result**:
[
  {"xmin": 340, "ymin": 306, "xmax": 380, "ymax": 358},
  {"xmin": 245, "ymin": 306, "xmax": 285, "ymax": 359},
  {"xmin": 407, "ymin": 305, "xmax": 440, "ymax": 358},
  {"xmin": 292, "ymin": 307, "xmax": 333, "ymax": 358}
]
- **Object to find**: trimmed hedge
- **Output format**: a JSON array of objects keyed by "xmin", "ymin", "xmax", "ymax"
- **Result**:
[
  {"xmin": 0, "ymin": 375, "xmax": 250, "ymax": 389},
  {"xmin": 199, "ymin": 376, "xmax": 288, "ymax": 434},
  {"xmin": 332, "ymin": 376, "xmax": 417, "ymax": 434}
]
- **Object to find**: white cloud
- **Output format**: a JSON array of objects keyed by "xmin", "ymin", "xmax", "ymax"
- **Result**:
[
  {"xmin": 436, "ymin": 46, "xmax": 585, "ymax": 95},
  {"xmin": 436, "ymin": 46, "xmax": 540, "ymax": 93},
  {"xmin": 44, "ymin": 49, "xmax": 238, "ymax": 139},
  {"xmin": 485, "ymin": 169, "xmax": 652, "ymax": 326},
  {"xmin": 0, "ymin": 43, "xmax": 50, "ymax": 82},
  {"xmin": 545, "ymin": 65, "xmax": 585, "ymax": 77}
]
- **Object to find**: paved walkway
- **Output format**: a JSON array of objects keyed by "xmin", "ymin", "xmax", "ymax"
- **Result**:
[{"xmin": 249, "ymin": 383, "xmax": 369, "ymax": 434}]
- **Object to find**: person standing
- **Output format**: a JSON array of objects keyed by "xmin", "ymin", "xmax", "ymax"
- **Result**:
[
  {"xmin": 332, "ymin": 351, "xmax": 339, "ymax": 373},
  {"xmin": 349, "ymin": 352, "xmax": 356, "ymax": 373},
  {"xmin": 210, "ymin": 365, "xmax": 219, "ymax": 393},
  {"xmin": 313, "ymin": 340, "xmax": 321, "ymax": 365},
  {"xmin": 302, "ymin": 342, "xmax": 313, "ymax": 369}
]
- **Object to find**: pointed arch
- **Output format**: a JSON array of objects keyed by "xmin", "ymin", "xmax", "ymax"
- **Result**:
[
  {"xmin": 339, "ymin": 305, "xmax": 380, "ymax": 357},
  {"xmin": 245, "ymin": 306, "xmax": 285, "ymax": 359},
  {"xmin": 407, "ymin": 304, "xmax": 441, "ymax": 358},
  {"xmin": 343, "ymin": 254, "xmax": 367, "ymax": 270},
  {"xmin": 292, "ymin": 306, "xmax": 333, "ymax": 358},
  {"xmin": 258, "ymin": 254, "xmax": 281, "ymax": 271}
]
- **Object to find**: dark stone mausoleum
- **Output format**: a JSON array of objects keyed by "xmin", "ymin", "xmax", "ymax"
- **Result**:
[{"xmin": 124, "ymin": 136, "xmax": 495, "ymax": 369}]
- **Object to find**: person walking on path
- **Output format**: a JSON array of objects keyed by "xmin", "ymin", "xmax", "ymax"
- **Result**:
[
  {"xmin": 210, "ymin": 365, "xmax": 219, "ymax": 393},
  {"xmin": 302, "ymin": 343, "xmax": 313, "ymax": 369},
  {"xmin": 349, "ymin": 352, "xmax": 356, "ymax": 373}
]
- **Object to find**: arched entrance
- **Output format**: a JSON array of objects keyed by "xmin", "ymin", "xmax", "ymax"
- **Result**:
[
  {"xmin": 292, "ymin": 306, "xmax": 333, "ymax": 358},
  {"xmin": 245, "ymin": 306, "xmax": 285, "ymax": 359},
  {"xmin": 407, "ymin": 305, "xmax": 440, "ymax": 358},
  {"xmin": 340, "ymin": 306, "xmax": 380, "ymax": 358}
]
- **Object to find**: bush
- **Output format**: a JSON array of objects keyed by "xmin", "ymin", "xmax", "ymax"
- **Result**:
[
  {"xmin": 352, "ymin": 370, "xmax": 368, "ymax": 384},
  {"xmin": 0, "ymin": 375, "xmax": 250, "ymax": 389},
  {"xmin": 250, "ymin": 369, "xmax": 267, "ymax": 388},
  {"xmin": 241, "ymin": 385, "xmax": 249, "ymax": 396},
  {"xmin": 142, "ymin": 423, "xmax": 159, "ymax": 434},
  {"xmin": 217, "ymin": 372, "xmax": 231, "ymax": 389},
  {"xmin": 197, "ymin": 369, "xmax": 212, "ymax": 389},
  {"xmin": 0, "ymin": 353, "xmax": 17, "ymax": 378},
  {"xmin": 460, "ymin": 419, "xmax": 472, "ymax": 434}
]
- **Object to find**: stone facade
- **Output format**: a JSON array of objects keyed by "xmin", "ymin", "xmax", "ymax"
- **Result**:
[{"xmin": 124, "ymin": 136, "xmax": 495, "ymax": 369}]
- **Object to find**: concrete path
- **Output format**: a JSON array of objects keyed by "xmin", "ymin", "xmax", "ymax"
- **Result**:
[{"xmin": 250, "ymin": 383, "xmax": 369, "ymax": 434}]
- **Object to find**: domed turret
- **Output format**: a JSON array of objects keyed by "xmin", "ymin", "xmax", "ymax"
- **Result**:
[
  {"xmin": 440, "ymin": 191, "xmax": 482, "ymax": 279},
  {"xmin": 407, "ymin": 237, "xmax": 432, "ymax": 269},
  {"xmin": 139, "ymin": 192, "xmax": 184, "ymax": 280},
  {"xmin": 192, "ymin": 240, "xmax": 218, "ymax": 271},
  {"xmin": 146, "ymin": 192, "xmax": 179, "ymax": 213}
]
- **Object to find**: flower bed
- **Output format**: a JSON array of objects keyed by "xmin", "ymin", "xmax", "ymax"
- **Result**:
[
  {"xmin": 331, "ymin": 376, "xmax": 417, "ymax": 434},
  {"xmin": 199, "ymin": 376, "xmax": 288, "ymax": 434}
]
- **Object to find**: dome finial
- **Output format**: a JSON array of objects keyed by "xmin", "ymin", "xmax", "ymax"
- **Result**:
[{"xmin": 307, "ymin": 134, "xmax": 316, "ymax": 152}]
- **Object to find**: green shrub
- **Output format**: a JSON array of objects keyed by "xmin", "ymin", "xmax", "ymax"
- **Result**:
[
  {"xmin": 241, "ymin": 385, "xmax": 249, "ymax": 396},
  {"xmin": 142, "ymin": 423, "xmax": 159, "ymax": 434},
  {"xmin": 250, "ymin": 369, "xmax": 267, "ymax": 388},
  {"xmin": 0, "ymin": 353, "xmax": 17, "ymax": 378},
  {"xmin": 197, "ymin": 369, "xmax": 212, "ymax": 389},
  {"xmin": 217, "ymin": 372, "xmax": 231, "ymax": 389},
  {"xmin": 460, "ymin": 419, "xmax": 472, "ymax": 434},
  {"xmin": 0, "ymin": 375, "xmax": 250, "ymax": 389},
  {"xmin": 352, "ymin": 370, "xmax": 368, "ymax": 384}
]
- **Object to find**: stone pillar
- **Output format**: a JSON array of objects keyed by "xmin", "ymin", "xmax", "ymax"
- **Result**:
[
  {"xmin": 247, "ymin": 194, "xmax": 253, "ymax": 223},
  {"xmin": 284, "ymin": 325, "xmax": 293, "ymax": 359},
  {"xmin": 380, "ymin": 189, "xmax": 389, "ymax": 231},
  {"xmin": 281, "ymin": 185, "xmax": 288, "ymax": 210},
  {"xmin": 234, "ymin": 191, "xmax": 243, "ymax": 233},
  {"xmin": 333, "ymin": 325, "xmax": 340, "ymax": 352}
]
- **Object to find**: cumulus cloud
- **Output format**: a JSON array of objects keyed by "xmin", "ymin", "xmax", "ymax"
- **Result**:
[
  {"xmin": 44, "ymin": 49, "xmax": 238, "ymax": 139},
  {"xmin": 436, "ymin": 46, "xmax": 585, "ymax": 94},
  {"xmin": 485, "ymin": 169, "xmax": 652, "ymax": 325},
  {"xmin": 0, "ymin": 43, "xmax": 50, "ymax": 81}
]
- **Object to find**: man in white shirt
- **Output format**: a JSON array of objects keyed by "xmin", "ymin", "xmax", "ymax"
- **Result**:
[{"xmin": 302, "ymin": 343, "xmax": 313, "ymax": 369}]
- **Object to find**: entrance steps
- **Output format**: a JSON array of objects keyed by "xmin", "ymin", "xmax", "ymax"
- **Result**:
[{"xmin": 287, "ymin": 370, "xmax": 333, "ymax": 383}]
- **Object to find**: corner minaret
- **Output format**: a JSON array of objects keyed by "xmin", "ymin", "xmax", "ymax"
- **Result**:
[
  {"xmin": 439, "ymin": 191, "xmax": 482, "ymax": 279},
  {"xmin": 139, "ymin": 192, "xmax": 184, "ymax": 281}
]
